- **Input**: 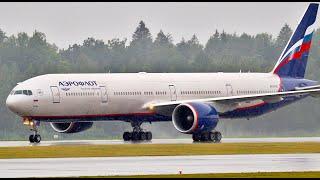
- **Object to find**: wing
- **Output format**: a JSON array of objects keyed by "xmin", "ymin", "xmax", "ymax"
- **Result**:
[
  {"xmin": 144, "ymin": 87, "xmax": 320, "ymax": 110},
  {"xmin": 294, "ymin": 84, "xmax": 320, "ymax": 90}
]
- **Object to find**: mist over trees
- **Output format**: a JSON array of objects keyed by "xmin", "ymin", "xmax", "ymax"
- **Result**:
[{"xmin": 1, "ymin": 21, "xmax": 320, "ymax": 140}]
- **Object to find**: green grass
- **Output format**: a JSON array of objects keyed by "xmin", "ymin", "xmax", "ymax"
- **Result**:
[
  {"xmin": 0, "ymin": 142, "xmax": 320, "ymax": 159},
  {"xmin": 81, "ymin": 171, "xmax": 320, "ymax": 178}
]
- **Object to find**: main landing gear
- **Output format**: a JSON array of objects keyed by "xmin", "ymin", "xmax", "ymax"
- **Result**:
[
  {"xmin": 192, "ymin": 131, "xmax": 222, "ymax": 143},
  {"xmin": 23, "ymin": 118, "xmax": 41, "ymax": 143},
  {"xmin": 123, "ymin": 121, "xmax": 152, "ymax": 142}
]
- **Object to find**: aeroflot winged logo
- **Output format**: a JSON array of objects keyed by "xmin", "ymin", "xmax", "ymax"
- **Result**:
[{"xmin": 59, "ymin": 81, "xmax": 98, "ymax": 91}]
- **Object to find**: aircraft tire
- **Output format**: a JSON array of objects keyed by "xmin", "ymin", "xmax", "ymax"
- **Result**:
[
  {"xmin": 214, "ymin": 131, "xmax": 222, "ymax": 143},
  {"xmin": 132, "ymin": 132, "xmax": 140, "ymax": 141},
  {"xmin": 146, "ymin": 131, "xmax": 152, "ymax": 141},
  {"xmin": 139, "ymin": 132, "xmax": 146, "ymax": 141},
  {"xmin": 192, "ymin": 133, "xmax": 201, "ymax": 142},
  {"xmin": 123, "ymin": 132, "xmax": 131, "ymax": 141},
  {"xmin": 208, "ymin": 132, "xmax": 215, "ymax": 142},
  {"xmin": 29, "ymin": 135, "xmax": 34, "ymax": 143},
  {"xmin": 201, "ymin": 132, "xmax": 210, "ymax": 141},
  {"xmin": 34, "ymin": 134, "xmax": 41, "ymax": 143}
]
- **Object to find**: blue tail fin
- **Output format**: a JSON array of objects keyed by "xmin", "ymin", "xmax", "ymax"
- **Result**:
[{"xmin": 272, "ymin": 3, "xmax": 318, "ymax": 78}]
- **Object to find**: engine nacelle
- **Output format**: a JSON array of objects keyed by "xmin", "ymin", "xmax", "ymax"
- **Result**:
[
  {"xmin": 172, "ymin": 102, "xmax": 219, "ymax": 134},
  {"xmin": 50, "ymin": 122, "xmax": 93, "ymax": 133}
]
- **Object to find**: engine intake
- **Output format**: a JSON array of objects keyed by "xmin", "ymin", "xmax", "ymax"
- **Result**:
[
  {"xmin": 172, "ymin": 103, "xmax": 219, "ymax": 134},
  {"xmin": 50, "ymin": 122, "xmax": 93, "ymax": 133}
]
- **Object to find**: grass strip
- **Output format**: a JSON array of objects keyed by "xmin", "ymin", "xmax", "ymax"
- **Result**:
[{"xmin": 0, "ymin": 142, "xmax": 320, "ymax": 159}]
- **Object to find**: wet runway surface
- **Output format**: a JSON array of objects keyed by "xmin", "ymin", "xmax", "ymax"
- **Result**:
[
  {"xmin": 1, "ymin": 137, "xmax": 320, "ymax": 147},
  {"xmin": 1, "ymin": 153, "xmax": 320, "ymax": 177}
]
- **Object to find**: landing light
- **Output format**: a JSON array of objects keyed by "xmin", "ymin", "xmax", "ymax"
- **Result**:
[
  {"xmin": 148, "ymin": 104, "xmax": 154, "ymax": 111},
  {"xmin": 22, "ymin": 118, "xmax": 33, "ymax": 126}
]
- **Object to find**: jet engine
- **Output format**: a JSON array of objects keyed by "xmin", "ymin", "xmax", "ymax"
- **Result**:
[
  {"xmin": 172, "ymin": 102, "xmax": 219, "ymax": 134},
  {"xmin": 50, "ymin": 122, "xmax": 93, "ymax": 133}
]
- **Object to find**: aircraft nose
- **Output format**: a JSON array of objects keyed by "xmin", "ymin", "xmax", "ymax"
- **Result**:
[
  {"xmin": 6, "ymin": 95, "xmax": 30, "ymax": 115},
  {"xmin": 6, "ymin": 96, "xmax": 18, "ymax": 112}
]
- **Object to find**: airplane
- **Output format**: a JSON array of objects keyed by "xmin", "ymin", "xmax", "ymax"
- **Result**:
[{"xmin": 5, "ymin": 3, "xmax": 320, "ymax": 143}]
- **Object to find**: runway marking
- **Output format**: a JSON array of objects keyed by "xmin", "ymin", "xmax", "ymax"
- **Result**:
[{"xmin": 1, "ymin": 153, "xmax": 320, "ymax": 178}]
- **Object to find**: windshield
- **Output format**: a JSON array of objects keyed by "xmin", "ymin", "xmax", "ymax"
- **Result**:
[{"xmin": 13, "ymin": 90, "xmax": 33, "ymax": 96}]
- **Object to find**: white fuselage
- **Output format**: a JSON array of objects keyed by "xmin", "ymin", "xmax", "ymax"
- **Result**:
[{"xmin": 6, "ymin": 72, "xmax": 281, "ymax": 121}]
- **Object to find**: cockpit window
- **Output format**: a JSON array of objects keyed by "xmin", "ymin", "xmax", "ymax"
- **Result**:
[
  {"xmin": 10, "ymin": 90, "xmax": 15, "ymax": 95},
  {"xmin": 13, "ymin": 90, "xmax": 33, "ymax": 96},
  {"xmin": 14, "ymin": 90, "xmax": 22, "ymax": 95},
  {"xmin": 23, "ymin": 90, "xmax": 28, "ymax": 95}
]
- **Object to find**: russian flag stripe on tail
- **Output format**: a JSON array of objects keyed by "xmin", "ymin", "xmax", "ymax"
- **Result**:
[{"xmin": 272, "ymin": 3, "xmax": 318, "ymax": 78}]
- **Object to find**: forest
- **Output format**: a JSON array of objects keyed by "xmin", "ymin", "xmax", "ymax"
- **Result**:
[{"xmin": 1, "ymin": 21, "xmax": 320, "ymax": 140}]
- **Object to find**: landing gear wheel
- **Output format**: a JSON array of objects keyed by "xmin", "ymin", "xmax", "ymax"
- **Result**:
[
  {"xmin": 201, "ymin": 132, "xmax": 209, "ymax": 142},
  {"xmin": 214, "ymin": 131, "xmax": 222, "ymax": 143},
  {"xmin": 132, "ymin": 132, "xmax": 140, "ymax": 141},
  {"xmin": 34, "ymin": 134, "xmax": 41, "ymax": 143},
  {"xmin": 146, "ymin": 131, "xmax": 152, "ymax": 141},
  {"xmin": 192, "ymin": 133, "xmax": 201, "ymax": 142},
  {"xmin": 123, "ymin": 132, "xmax": 131, "ymax": 141},
  {"xmin": 29, "ymin": 135, "xmax": 34, "ymax": 143},
  {"xmin": 193, "ymin": 132, "xmax": 221, "ymax": 143},
  {"xmin": 208, "ymin": 132, "xmax": 215, "ymax": 142},
  {"xmin": 139, "ymin": 132, "xmax": 146, "ymax": 141}
]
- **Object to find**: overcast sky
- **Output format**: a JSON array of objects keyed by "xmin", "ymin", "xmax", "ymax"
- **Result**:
[{"xmin": 0, "ymin": 2, "xmax": 318, "ymax": 49}]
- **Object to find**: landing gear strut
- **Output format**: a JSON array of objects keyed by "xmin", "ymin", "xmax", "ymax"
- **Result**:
[
  {"xmin": 23, "ymin": 118, "xmax": 41, "ymax": 143},
  {"xmin": 122, "ymin": 121, "xmax": 152, "ymax": 142},
  {"xmin": 192, "ymin": 131, "xmax": 222, "ymax": 143}
]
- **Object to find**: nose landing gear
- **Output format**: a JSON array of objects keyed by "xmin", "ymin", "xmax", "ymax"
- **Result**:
[
  {"xmin": 23, "ymin": 118, "xmax": 41, "ymax": 144},
  {"xmin": 29, "ymin": 134, "xmax": 41, "ymax": 143}
]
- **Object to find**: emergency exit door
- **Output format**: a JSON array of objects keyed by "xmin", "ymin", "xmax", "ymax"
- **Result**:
[
  {"xmin": 100, "ymin": 86, "xmax": 108, "ymax": 103},
  {"xmin": 225, "ymin": 84, "xmax": 234, "ymax": 96},
  {"xmin": 169, "ymin": 85, "xmax": 177, "ymax": 101}
]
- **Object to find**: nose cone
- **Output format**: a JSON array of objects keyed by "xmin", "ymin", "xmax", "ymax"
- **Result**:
[
  {"xmin": 6, "ymin": 96, "xmax": 18, "ymax": 113},
  {"xmin": 6, "ymin": 95, "xmax": 31, "ymax": 116}
]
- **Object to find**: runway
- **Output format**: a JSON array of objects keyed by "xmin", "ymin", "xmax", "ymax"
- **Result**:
[
  {"xmin": 1, "ymin": 153, "xmax": 320, "ymax": 177},
  {"xmin": 1, "ymin": 137, "xmax": 320, "ymax": 147}
]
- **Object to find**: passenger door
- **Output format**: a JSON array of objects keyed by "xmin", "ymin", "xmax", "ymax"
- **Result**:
[
  {"xmin": 50, "ymin": 86, "xmax": 60, "ymax": 103},
  {"xmin": 100, "ymin": 86, "xmax": 108, "ymax": 103},
  {"xmin": 169, "ymin": 85, "xmax": 177, "ymax": 101}
]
